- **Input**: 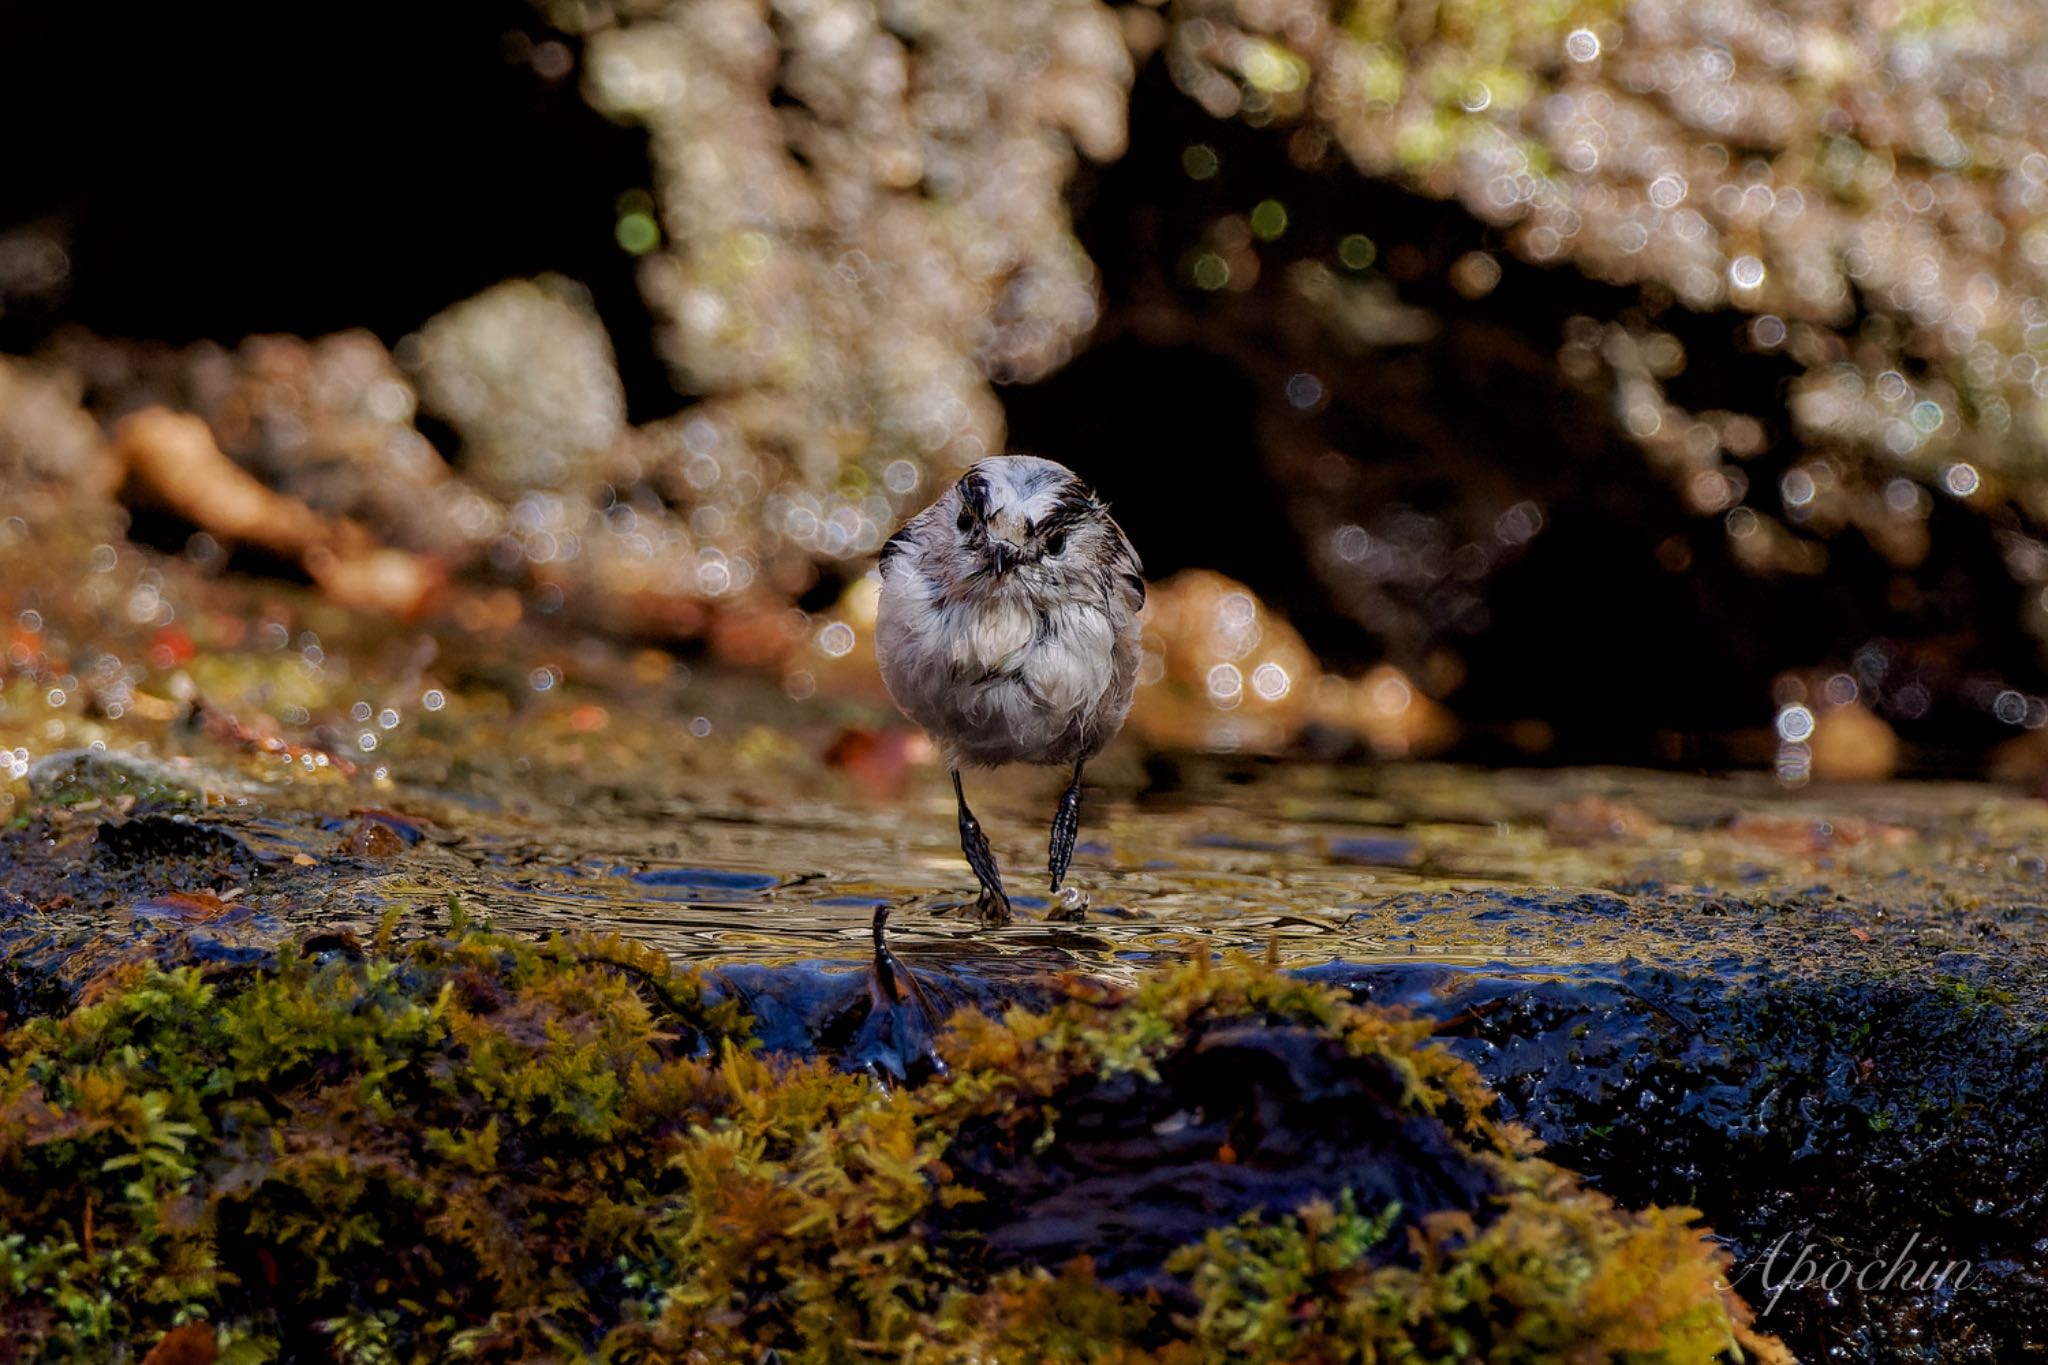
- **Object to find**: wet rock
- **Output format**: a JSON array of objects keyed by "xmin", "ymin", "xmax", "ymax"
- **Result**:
[
  {"xmin": 1809, "ymin": 700, "xmax": 1901, "ymax": 782},
  {"xmin": 942, "ymin": 1015, "xmax": 1500, "ymax": 1292},
  {"xmin": 0, "ymin": 931, "xmax": 1783, "ymax": 1361},
  {"xmin": 701, "ymin": 952, "xmax": 1035, "ymax": 1080},
  {"xmin": 0, "ymin": 355, "xmax": 117, "ymax": 499},
  {"xmin": 1130, "ymin": 568, "xmax": 1319, "ymax": 753},
  {"xmin": 1170, "ymin": 0, "xmax": 2048, "ymax": 492},
  {"xmin": 331, "ymin": 808, "xmax": 429, "ymax": 860},
  {"xmin": 1131, "ymin": 570, "xmax": 1457, "ymax": 755},
  {"xmin": 0, "ymin": 886, "xmax": 291, "ymax": 1023},
  {"xmin": 1307, "ymin": 662, "xmax": 1459, "ymax": 759},
  {"xmin": 1299, "ymin": 949, "xmax": 2048, "ymax": 1363},
  {"xmin": 94, "ymin": 812, "xmax": 262, "ymax": 881},
  {"xmin": 406, "ymin": 276, "xmax": 627, "ymax": 497},
  {"xmin": 204, "ymin": 331, "xmax": 463, "ymax": 560},
  {"xmin": 114, "ymin": 406, "xmax": 442, "ymax": 617},
  {"xmin": 562, "ymin": 0, "xmax": 1132, "ymax": 582},
  {"xmin": 27, "ymin": 748, "xmax": 203, "ymax": 807}
]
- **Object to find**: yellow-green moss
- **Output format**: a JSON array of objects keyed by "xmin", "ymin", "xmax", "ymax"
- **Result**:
[{"xmin": 0, "ymin": 928, "xmax": 1785, "ymax": 1363}]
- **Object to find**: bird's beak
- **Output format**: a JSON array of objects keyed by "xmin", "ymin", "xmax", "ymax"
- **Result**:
[{"xmin": 989, "ymin": 544, "xmax": 1016, "ymax": 577}]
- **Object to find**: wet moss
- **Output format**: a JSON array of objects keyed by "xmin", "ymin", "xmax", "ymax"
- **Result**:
[
  {"xmin": 0, "ymin": 930, "xmax": 1784, "ymax": 1363},
  {"xmin": 24, "ymin": 751, "xmax": 203, "ymax": 811}
]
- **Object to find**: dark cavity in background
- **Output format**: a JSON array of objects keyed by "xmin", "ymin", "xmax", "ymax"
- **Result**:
[
  {"xmin": 0, "ymin": 0, "xmax": 679, "ymax": 426},
  {"xmin": 1013, "ymin": 57, "xmax": 2041, "ymax": 770}
]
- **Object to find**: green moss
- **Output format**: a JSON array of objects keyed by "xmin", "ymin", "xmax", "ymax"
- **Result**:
[
  {"xmin": 1933, "ymin": 974, "xmax": 2017, "ymax": 1012},
  {"xmin": 22, "ymin": 750, "xmax": 202, "ymax": 812},
  {"xmin": 0, "ymin": 930, "xmax": 1787, "ymax": 1363}
]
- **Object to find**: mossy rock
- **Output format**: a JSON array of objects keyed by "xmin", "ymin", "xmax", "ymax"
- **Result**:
[
  {"xmin": 25, "ymin": 751, "xmax": 205, "ymax": 811},
  {"xmin": 0, "ymin": 927, "xmax": 1785, "ymax": 1363}
]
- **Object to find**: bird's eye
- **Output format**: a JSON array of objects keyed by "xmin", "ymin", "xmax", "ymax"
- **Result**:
[
  {"xmin": 956, "ymin": 510, "xmax": 973, "ymax": 532},
  {"xmin": 1045, "ymin": 530, "xmax": 1067, "ymax": 556}
]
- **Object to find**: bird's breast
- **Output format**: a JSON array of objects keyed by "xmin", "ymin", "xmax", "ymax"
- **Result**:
[
  {"xmin": 879, "ymin": 578, "xmax": 1132, "ymax": 766},
  {"xmin": 945, "ymin": 595, "xmax": 1038, "ymax": 677},
  {"xmin": 1023, "ymin": 603, "xmax": 1116, "ymax": 716}
]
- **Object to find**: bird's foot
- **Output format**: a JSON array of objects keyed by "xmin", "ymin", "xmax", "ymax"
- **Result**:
[
  {"xmin": 974, "ymin": 882, "xmax": 1014, "ymax": 927},
  {"xmin": 954, "ymin": 769, "xmax": 1010, "ymax": 929},
  {"xmin": 1046, "ymin": 762, "xmax": 1085, "ymax": 893},
  {"xmin": 963, "ymin": 837, "xmax": 1011, "ymax": 926},
  {"xmin": 1046, "ymin": 884, "xmax": 1089, "ymax": 922}
]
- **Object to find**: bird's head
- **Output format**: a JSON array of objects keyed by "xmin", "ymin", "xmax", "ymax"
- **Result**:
[{"xmin": 949, "ymin": 456, "xmax": 1102, "ymax": 586}]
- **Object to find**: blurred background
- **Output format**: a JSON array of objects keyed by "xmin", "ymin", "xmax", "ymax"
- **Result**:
[{"xmin": 7, "ymin": 0, "xmax": 2048, "ymax": 782}]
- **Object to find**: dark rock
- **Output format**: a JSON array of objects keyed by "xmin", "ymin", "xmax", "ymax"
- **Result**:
[
  {"xmin": 936, "ymin": 1016, "xmax": 1499, "ymax": 1294},
  {"xmin": 1301, "ymin": 956, "xmax": 2048, "ymax": 1363},
  {"xmin": 95, "ymin": 813, "xmax": 261, "ymax": 883}
]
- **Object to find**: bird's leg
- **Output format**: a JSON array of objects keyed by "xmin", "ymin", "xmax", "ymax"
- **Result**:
[
  {"xmin": 953, "ymin": 769, "xmax": 1010, "ymax": 924},
  {"xmin": 1047, "ymin": 759, "xmax": 1086, "ymax": 893}
]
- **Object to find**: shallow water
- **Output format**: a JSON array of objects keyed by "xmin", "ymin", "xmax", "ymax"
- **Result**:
[
  {"xmin": 7, "ymin": 512, "xmax": 2044, "ymax": 1004},
  {"xmin": 270, "ymin": 743, "xmax": 2048, "ymax": 1008}
]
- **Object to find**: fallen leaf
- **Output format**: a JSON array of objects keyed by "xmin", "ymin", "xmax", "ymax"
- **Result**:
[{"xmin": 141, "ymin": 1323, "xmax": 219, "ymax": 1365}]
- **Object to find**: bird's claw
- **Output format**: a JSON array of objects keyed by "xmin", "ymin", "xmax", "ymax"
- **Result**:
[
  {"xmin": 962, "ymin": 830, "xmax": 1008, "ymax": 925},
  {"xmin": 974, "ymin": 883, "xmax": 1013, "ymax": 927}
]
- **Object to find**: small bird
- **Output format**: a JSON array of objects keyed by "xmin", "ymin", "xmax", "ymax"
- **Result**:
[{"xmin": 876, "ymin": 455, "xmax": 1145, "ymax": 923}]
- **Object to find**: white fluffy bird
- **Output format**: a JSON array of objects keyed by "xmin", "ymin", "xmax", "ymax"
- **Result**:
[{"xmin": 876, "ymin": 456, "xmax": 1145, "ymax": 922}]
